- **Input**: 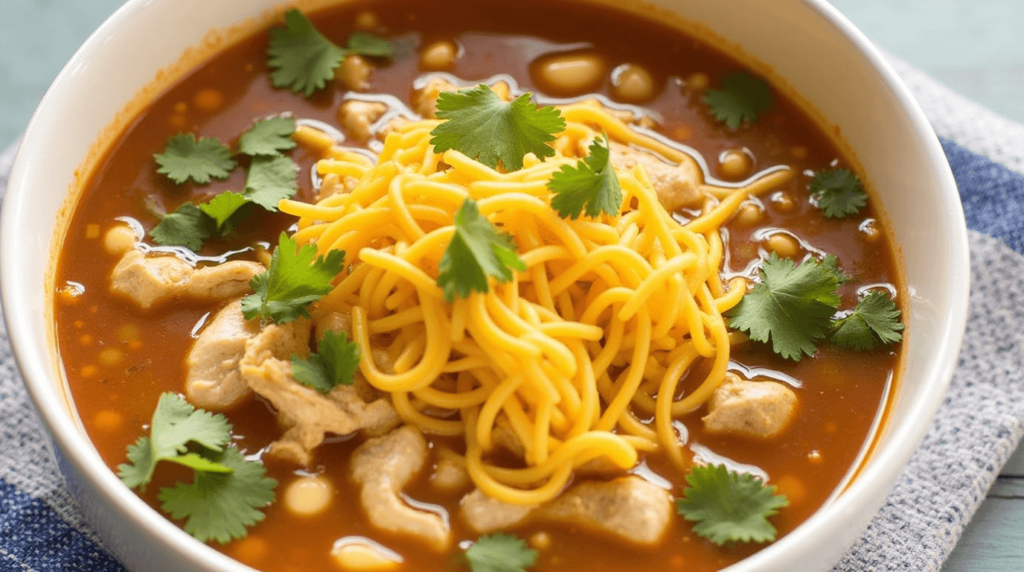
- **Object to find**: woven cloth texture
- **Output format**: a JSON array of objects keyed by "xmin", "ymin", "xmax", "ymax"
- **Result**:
[{"xmin": 2, "ymin": 58, "xmax": 1023, "ymax": 572}]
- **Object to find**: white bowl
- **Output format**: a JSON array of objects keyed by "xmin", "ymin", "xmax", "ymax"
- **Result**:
[{"xmin": 0, "ymin": 0, "xmax": 969, "ymax": 570}]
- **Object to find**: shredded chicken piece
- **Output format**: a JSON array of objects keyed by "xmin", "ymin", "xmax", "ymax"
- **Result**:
[
  {"xmin": 458, "ymin": 476, "xmax": 672, "ymax": 544},
  {"xmin": 351, "ymin": 426, "xmax": 452, "ymax": 551},
  {"xmin": 185, "ymin": 299, "xmax": 258, "ymax": 410},
  {"xmin": 339, "ymin": 100, "xmax": 388, "ymax": 142},
  {"xmin": 609, "ymin": 141, "xmax": 703, "ymax": 212},
  {"xmin": 460, "ymin": 488, "xmax": 537, "ymax": 534},
  {"xmin": 109, "ymin": 249, "xmax": 262, "ymax": 309},
  {"xmin": 538, "ymin": 476, "xmax": 673, "ymax": 545},
  {"xmin": 430, "ymin": 447, "xmax": 472, "ymax": 494},
  {"xmin": 702, "ymin": 373, "xmax": 798, "ymax": 438},
  {"xmin": 239, "ymin": 319, "xmax": 400, "ymax": 465}
]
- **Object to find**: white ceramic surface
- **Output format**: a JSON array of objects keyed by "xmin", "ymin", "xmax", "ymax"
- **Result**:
[{"xmin": 0, "ymin": 0, "xmax": 969, "ymax": 571}]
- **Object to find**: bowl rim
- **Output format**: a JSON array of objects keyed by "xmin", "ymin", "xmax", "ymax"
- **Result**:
[{"xmin": 0, "ymin": 0, "xmax": 970, "ymax": 570}]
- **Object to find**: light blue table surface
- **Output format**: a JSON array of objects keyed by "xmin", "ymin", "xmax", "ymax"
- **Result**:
[{"xmin": 1, "ymin": 1, "xmax": 1021, "ymax": 570}]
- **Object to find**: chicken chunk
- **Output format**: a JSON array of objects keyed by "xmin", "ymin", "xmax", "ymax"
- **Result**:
[
  {"xmin": 458, "ymin": 476, "xmax": 672, "ymax": 544},
  {"xmin": 185, "ymin": 300, "xmax": 259, "ymax": 411},
  {"xmin": 239, "ymin": 319, "xmax": 400, "ymax": 465},
  {"xmin": 460, "ymin": 488, "xmax": 537, "ymax": 534},
  {"xmin": 702, "ymin": 374, "xmax": 798, "ymax": 438},
  {"xmin": 538, "ymin": 476, "xmax": 673, "ymax": 545},
  {"xmin": 430, "ymin": 447, "xmax": 472, "ymax": 494},
  {"xmin": 351, "ymin": 426, "xmax": 452, "ymax": 551},
  {"xmin": 609, "ymin": 141, "xmax": 703, "ymax": 212},
  {"xmin": 110, "ymin": 249, "xmax": 262, "ymax": 309},
  {"xmin": 339, "ymin": 100, "xmax": 388, "ymax": 142}
]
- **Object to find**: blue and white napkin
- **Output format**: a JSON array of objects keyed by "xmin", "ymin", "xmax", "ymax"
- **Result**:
[{"xmin": 2, "ymin": 59, "xmax": 1024, "ymax": 572}]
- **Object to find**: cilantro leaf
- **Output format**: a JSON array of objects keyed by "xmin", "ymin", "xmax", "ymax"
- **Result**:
[
  {"xmin": 810, "ymin": 168, "xmax": 868, "ymax": 218},
  {"xmin": 118, "ymin": 393, "xmax": 231, "ymax": 490},
  {"xmin": 430, "ymin": 85, "xmax": 565, "ymax": 172},
  {"xmin": 238, "ymin": 117, "xmax": 297, "ymax": 157},
  {"xmin": 676, "ymin": 464, "xmax": 789, "ymax": 546},
  {"xmin": 267, "ymin": 10, "xmax": 393, "ymax": 96},
  {"xmin": 200, "ymin": 191, "xmax": 250, "ymax": 231},
  {"xmin": 155, "ymin": 133, "xmax": 236, "ymax": 184},
  {"xmin": 465, "ymin": 533, "xmax": 538, "ymax": 572},
  {"xmin": 726, "ymin": 253, "xmax": 843, "ymax": 361},
  {"xmin": 703, "ymin": 72, "xmax": 774, "ymax": 129},
  {"xmin": 244, "ymin": 154, "xmax": 299, "ymax": 211},
  {"xmin": 149, "ymin": 202, "xmax": 212, "ymax": 251},
  {"xmin": 347, "ymin": 31, "xmax": 394, "ymax": 58},
  {"xmin": 291, "ymin": 330, "xmax": 361, "ymax": 394},
  {"xmin": 831, "ymin": 290, "xmax": 904, "ymax": 350},
  {"xmin": 437, "ymin": 199, "xmax": 527, "ymax": 302},
  {"xmin": 268, "ymin": 10, "xmax": 346, "ymax": 96},
  {"xmin": 241, "ymin": 233, "xmax": 345, "ymax": 323},
  {"xmin": 549, "ymin": 136, "xmax": 622, "ymax": 219},
  {"xmin": 158, "ymin": 446, "xmax": 277, "ymax": 544}
]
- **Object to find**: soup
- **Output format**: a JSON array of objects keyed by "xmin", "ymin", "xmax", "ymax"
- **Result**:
[{"xmin": 52, "ymin": 0, "xmax": 903, "ymax": 570}]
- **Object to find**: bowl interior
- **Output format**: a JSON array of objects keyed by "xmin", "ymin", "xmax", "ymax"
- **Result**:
[{"xmin": 0, "ymin": 0, "xmax": 968, "ymax": 570}]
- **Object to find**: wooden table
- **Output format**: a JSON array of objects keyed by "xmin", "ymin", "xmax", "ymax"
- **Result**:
[{"xmin": 1, "ymin": 0, "xmax": 1021, "ymax": 569}]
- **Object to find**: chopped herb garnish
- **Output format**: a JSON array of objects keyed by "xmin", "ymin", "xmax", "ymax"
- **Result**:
[
  {"xmin": 158, "ymin": 445, "xmax": 277, "ymax": 544},
  {"xmin": 118, "ymin": 393, "xmax": 232, "ymax": 489},
  {"xmin": 291, "ymin": 330, "xmax": 362, "ymax": 394},
  {"xmin": 703, "ymin": 72, "xmax": 774, "ymax": 129},
  {"xmin": 464, "ymin": 533, "xmax": 539, "ymax": 572},
  {"xmin": 436, "ymin": 198, "xmax": 527, "ymax": 302},
  {"xmin": 676, "ymin": 464, "xmax": 789, "ymax": 546},
  {"xmin": 244, "ymin": 154, "xmax": 299, "ymax": 211},
  {"xmin": 238, "ymin": 117, "xmax": 297, "ymax": 157},
  {"xmin": 726, "ymin": 253, "xmax": 843, "ymax": 361},
  {"xmin": 429, "ymin": 85, "xmax": 566, "ymax": 172},
  {"xmin": 831, "ymin": 290, "xmax": 904, "ymax": 350},
  {"xmin": 549, "ymin": 135, "xmax": 623, "ymax": 219},
  {"xmin": 154, "ymin": 133, "xmax": 236, "ymax": 185},
  {"xmin": 150, "ymin": 202, "xmax": 212, "ymax": 251},
  {"xmin": 118, "ymin": 393, "xmax": 276, "ymax": 544},
  {"xmin": 200, "ymin": 191, "xmax": 250, "ymax": 232},
  {"xmin": 241, "ymin": 233, "xmax": 345, "ymax": 323},
  {"xmin": 810, "ymin": 168, "xmax": 868, "ymax": 218},
  {"xmin": 267, "ymin": 9, "xmax": 393, "ymax": 96}
]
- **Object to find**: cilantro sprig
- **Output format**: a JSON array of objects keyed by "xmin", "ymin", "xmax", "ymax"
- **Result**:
[
  {"xmin": 155, "ymin": 134, "xmax": 236, "ymax": 185},
  {"xmin": 430, "ymin": 85, "xmax": 566, "ymax": 172},
  {"xmin": 267, "ymin": 9, "xmax": 393, "ymax": 96},
  {"xmin": 831, "ymin": 290, "xmax": 904, "ymax": 350},
  {"xmin": 810, "ymin": 168, "xmax": 869, "ymax": 218},
  {"xmin": 549, "ymin": 136, "xmax": 623, "ymax": 219},
  {"xmin": 436, "ymin": 199, "xmax": 527, "ymax": 302},
  {"xmin": 703, "ymin": 72, "xmax": 774, "ymax": 129},
  {"xmin": 291, "ymin": 330, "xmax": 362, "ymax": 393},
  {"xmin": 241, "ymin": 233, "xmax": 345, "ymax": 323},
  {"xmin": 118, "ymin": 393, "xmax": 276, "ymax": 544},
  {"xmin": 676, "ymin": 464, "xmax": 789, "ymax": 546},
  {"xmin": 149, "ymin": 117, "xmax": 298, "ymax": 251},
  {"xmin": 726, "ymin": 253, "xmax": 844, "ymax": 361},
  {"xmin": 464, "ymin": 533, "xmax": 538, "ymax": 572}
]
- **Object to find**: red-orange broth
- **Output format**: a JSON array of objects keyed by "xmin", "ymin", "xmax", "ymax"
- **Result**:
[{"xmin": 53, "ymin": 1, "xmax": 901, "ymax": 570}]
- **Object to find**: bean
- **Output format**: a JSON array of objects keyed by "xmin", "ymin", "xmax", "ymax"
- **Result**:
[
  {"xmin": 717, "ymin": 148, "xmax": 754, "ymax": 180},
  {"xmin": 103, "ymin": 225, "xmax": 136, "ymax": 256},
  {"xmin": 284, "ymin": 475, "xmax": 332, "ymax": 517},
  {"xmin": 337, "ymin": 55, "xmax": 372, "ymax": 91},
  {"xmin": 533, "ymin": 52, "xmax": 605, "ymax": 95},
  {"xmin": 98, "ymin": 347, "xmax": 125, "ymax": 366},
  {"xmin": 686, "ymin": 72, "xmax": 709, "ymax": 90},
  {"xmin": 732, "ymin": 202, "xmax": 763, "ymax": 226},
  {"xmin": 765, "ymin": 233, "xmax": 800, "ymax": 258},
  {"xmin": 611, "ymin": 63, "xmax": 655, "ymax": 103},
  {"xmin": 771, "ymin": 191, "xmax": 796, "ymax": 213},
  {"xmin": 419, "ymin": 40, "xmax": 458, "ymax": 71}
]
